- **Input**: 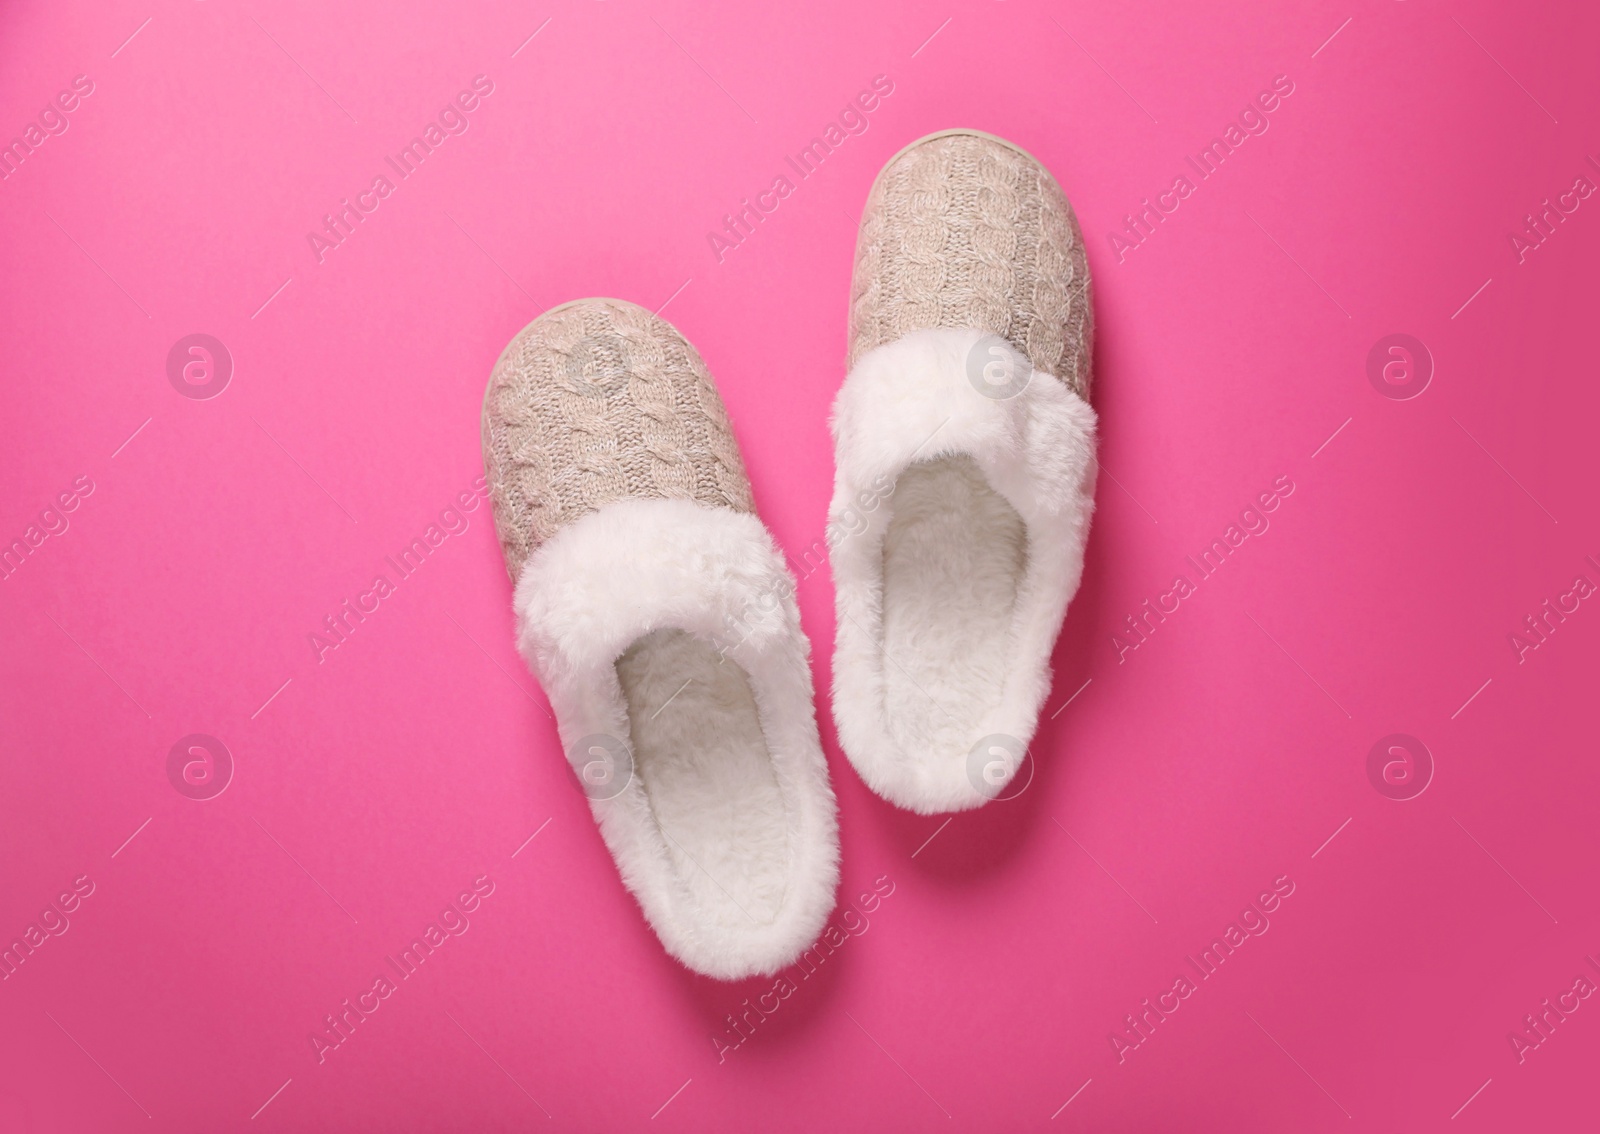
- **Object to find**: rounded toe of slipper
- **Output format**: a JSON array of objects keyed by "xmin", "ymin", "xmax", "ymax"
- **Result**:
[
  {"xmin": 482, "ymin": 296, "xmax": 754, "ymax": 582},
  {"xmin": 848, "ymin": 129, "xmax": 1092, "ymax": 400}
]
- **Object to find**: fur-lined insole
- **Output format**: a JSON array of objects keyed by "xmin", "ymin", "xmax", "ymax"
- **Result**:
[
  {"xmin": 616, "ymin": 628, "xmax": 788, "ymax": 929},
  {"xmin": 879, "ymin": 455, "xmax": 1027, "ymax": 760}
]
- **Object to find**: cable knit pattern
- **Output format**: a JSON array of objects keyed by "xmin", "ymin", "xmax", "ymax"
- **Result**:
[
  {"xmin": 848, "ymin": 131, "xmax": 1093, "ymax": 400},
  {"xmin": 483, "ymin": 298, "xmax": 754, "ymax": 580}
]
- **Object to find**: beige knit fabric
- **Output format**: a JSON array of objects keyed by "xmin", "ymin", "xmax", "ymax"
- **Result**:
[
  {"xmin": 482, "ymin": 298, "xmax": 754, "ymax": 580},
  {"xmin": 848, "ymin": 131, "xmax": 1093, "ymax": 400}
]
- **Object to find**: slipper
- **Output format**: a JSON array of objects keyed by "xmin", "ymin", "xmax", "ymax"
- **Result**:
[
  {"xmin": 483, "ymin": 297, "xmax": 839, "ymax": 980},
  {"xmin": 829, "ymin": 130, "xmax": 1098, "ymax": 814}
]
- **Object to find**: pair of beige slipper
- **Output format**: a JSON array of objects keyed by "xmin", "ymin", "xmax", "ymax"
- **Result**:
[{"xmin": 482, "ymin": 131, "xmax": 1097, "ymax": 979}]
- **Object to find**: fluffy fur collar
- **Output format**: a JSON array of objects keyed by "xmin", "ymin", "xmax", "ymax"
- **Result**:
[
  {"xmin": 829, "ymin": 327, "xmax": 1097, "ymax": 813},
  {"xmin": 515, "ymin": 497, "xmax": 839, "ymax": 979}
]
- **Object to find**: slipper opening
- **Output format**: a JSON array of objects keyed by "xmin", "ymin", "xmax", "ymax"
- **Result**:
[
  {"xmin": 878, "ymin": 454, "xmax": 1028, "ymax": 763},
  {"xmin": 615, "ymin": 627, "xmax": 790, "ymax": 931}
]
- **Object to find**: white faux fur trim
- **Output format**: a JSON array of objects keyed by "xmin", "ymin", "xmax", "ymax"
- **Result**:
[
  {"xmin": 514, "ymin": 497, "xmax": 838, "ymax": 980},
  {"xmin": 829, "ymin": 327, "xmax": 1097, "ymax": 814}
]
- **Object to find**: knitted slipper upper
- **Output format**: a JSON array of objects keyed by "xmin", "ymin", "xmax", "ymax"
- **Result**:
[
  {"xmin": 482, "ymin": 298, "xmax": 753, "ymax": 579},
  {"xmin": 847, "ymin": 131, "xmax": 1093, "ymax": 400}
]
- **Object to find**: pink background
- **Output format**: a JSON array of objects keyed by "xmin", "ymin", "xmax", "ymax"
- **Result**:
[{"xmin": 3, "ymin": 0, "xmax": 1598, "ymax": 1130}]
